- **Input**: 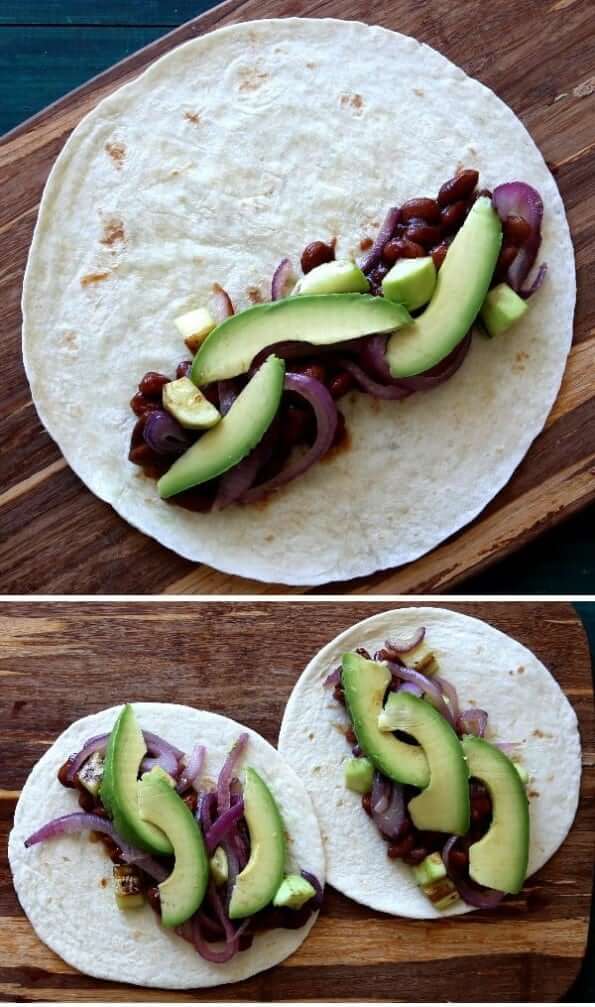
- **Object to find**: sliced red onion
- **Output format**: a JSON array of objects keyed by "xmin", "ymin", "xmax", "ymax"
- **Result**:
[
  {"xmin": 176, "ymin": 744, "xmax": 206, "ymax": 793},
  {"xmin": 398, "ymin": 681, "xmax": 424, "ymax": 697},
  {"xmin": 23, "ymin": 812, "xmax": 169, "ymax": 882},
  {"xmin": 358, "ymin": 333, "xmax": 394, "ymax": 382},
  {"xmin": 211, "ymin": 283, "xmax": 234, "ymax": 322},
  {"xmin": 457, "ymin": 708, "xmax": 488, "ymax": 738},
  {"xmin": 370, "ymin": 772, "xmax": 405, "ymax": 839},
  {"xmin": 492, "ymin": 182, "xmax": 545, "ymax": 294},
  {"xmin": 301, "ymin": 870, "xmax": 324, "ymax": 910},
  {"xmin": 271, "ymin": 257, "xmax": 294, "ymax": 300},
  {"xmin": 141, "ymin": 751, "xmax": 179, "ymax": 777},
  {"xmin": 442, "ymin": 836, "xmax": 505, "ymax": 908},
  {"xmin": 384, "ymin": 628, "xmax": 426, "ymax": 655},
  {"xmin": 359, "ymin": 206, "xmax": 401, "ymax": 273},
  {"xmin": 324, "ymin": 667, "xmax": 341, "ymax": 688},
  {"xmin": 192, "ymin": 912, "xmax": 238, "ymax": 963},
  {"xmin": 198, "ymin": 790, "xmax": 217, "ymax": 833},
  {"xmin": 434, "ymin": 676, "xmax": 461, "ymax": 723},
  {"xmin": 240, "ymin": 373, "xmax": 338, "ymax": 503},
  {"xmin": 142, "ymin": 731, "xmax": 183, "ymax": 760},
  {"xmin": 65, "ymin": 734, "xmax": 109, "ymax": 783},
  {"xmin": 143, "ymin": 410, "xmax": 193, "ymax": 456},
  {"xmin": 212, "ymin": 422, "xmax": 278, "ymax": 510},
  {"xmin": 251, "ymin": 341, "xmax": 318, "ymax": 370},
  {"xmin": 217, "ymin": 379, "xmax": 238, "ymax": 416},
  {"xmin": 217, "ymin": 734, "xmax": 249, "ymax": 815},
  {"xmin": 387, "ymin": 661, "xmax": 455, "ymax": 727},
  {"xmin": 336, "ymin": 357, "xmax": 413, "ymax": 400},
  {"xmin": 204, "ymin": 799, "xmax": 245, "ymax": 855},
  {"xmin": 396, "ymin": 332, "xmax": 472, "ymax": 391},
  {"xmin": 519, "ymin": 262, "xmax": 548, "ymax": 300}
]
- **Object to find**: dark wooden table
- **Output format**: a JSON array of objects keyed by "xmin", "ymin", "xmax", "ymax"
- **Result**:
[
  {"xmin": 1, "ymin": 1, "xmax": 595, "ymax": 594},
  {"xmin": 0, "ymin": 601, "xmax": 593, "ymax": 1001}
]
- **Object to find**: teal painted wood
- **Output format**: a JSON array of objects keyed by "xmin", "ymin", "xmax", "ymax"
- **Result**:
[{"xmin": 0, "ymin": 1, "xmax": 209, "ymax": 25}]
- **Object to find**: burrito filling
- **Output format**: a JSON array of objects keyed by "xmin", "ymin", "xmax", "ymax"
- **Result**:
[
  {"xmin": 128, "ymin": 175, "xmax": 547, "ymax": 510},
  {"xmin": 24, "ymin": 706, "xmax": 322, "ymax": 963},
  {"xmin": 325, "ymin": 627, "xmax": 530, "ymax": 912}
]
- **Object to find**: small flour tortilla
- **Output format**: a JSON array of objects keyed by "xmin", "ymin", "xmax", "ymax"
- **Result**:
[
  {"xmin": 9, "ymin": 703, "xmax": 325, "ymax": 989},
  {"xmin": 279, "ymin": 608, "xmax": 581, "ymax": 918},
  {"xmin": 21, "ymin": 18, "xmax": 575, "ymax": 584}
]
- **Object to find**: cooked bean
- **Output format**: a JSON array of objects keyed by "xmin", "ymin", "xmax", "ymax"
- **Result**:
[
  {"xmin": 299, "ymin": 363, "xmax": 326, "ymax": 384},
  {"xmin": 130, "ymin": 392, "xmax": 160, "ymax": 418},
  {"xmin": 438, "ymin": 169, "xmax": 479, "ymax": 206},
  {"xmin": 346, "ymin": 726, "xmax": 357, "ymax": 744},
  {"xmin": 329, "ymin": 370, "xmax": 355, "ymax": 399},
  {"xmin": 403, "ymin": 847, "xmax": 428, "ymax": 865},
  {"xmin": 362, "ymin": 793, "xmax": 373, "ymax": 816},
  {"xmin": 400, "ymin": 197, "xmax": 441, "ymax": 224},
  {"xmin": 431, "ymin": 240, "xmax": 451, "ymax": 270},
  {"xmin": 440, "ymin": 200, "xmax": 467, "ymax": 233},
  {"xmin": 301, "ymin": 240, "xmax": 335, "ymax": 274},
  {"xmin": 503, "ymin": 214, "xmax": 531, "ymax": 245},
  {"xmin": 360, "ymin": 236, "xmax": 374, "ymax": 251},
  {"xmin": 382, "ymin": 238, "xmax": 425, "ymax": 264},
  {"xmin": 139, "ymin": 371, "xmax": 170, "ymax": 398},
  {"xmin": 404, "ymin": 220, "xmax": 443, "ymax": 248},
  {"xmin": 495, "ymin": 243, "xmax": 518, "ymax": 280}
]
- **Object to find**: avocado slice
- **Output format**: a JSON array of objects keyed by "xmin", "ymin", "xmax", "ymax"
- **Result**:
[
  {"xmin": 379, "ymin": 692, "xmax": 470, "ymax": 834},
  {"xmin": 191, "ymin": 294, "xmax": 411, "ymax": 384},
  {"xmin": 138, "ymin": 768, "xmax": 208, "ymax": 926},
  {"xmin": 162, "ymin": 377, "xmax": 221, "ymax": 430},
  {"xmin": 386, "ymin": 197, "xmax": 502, "ymax": 377},
  {"xmin": 293, "ymin": 259, "xmax": 369, "ymax": 295},
  {"xmin": 480, "ymin": 282, "xmax": 528, "ymax": 337},
  {"xmin": 344, "ymin": 755, "xmax": 374, "ymax": 794},
  {"xmin": 382, "ymin": 257, "xmax": 436, "ymax": 312},
  {"xmin": 341, "ymin": 653, "xmax": 430, "ymax": 789},
  {"xmin": 228, "ymin": 767, "xmax": 286, "ymax": 919},
  {"xmin": 100, "ymin": 705, "xmax": 172, "ymax": 856},
  {"xmin": 462, "ymin": 736, "xmax": 529, "ymax": 893},
  {"xmin": 158, "ymin": 355, "xmax": 284, "ymax": 499},
  {"xmin": 273, "ymin": 874, "xmax": 316, "ymax": 909}
]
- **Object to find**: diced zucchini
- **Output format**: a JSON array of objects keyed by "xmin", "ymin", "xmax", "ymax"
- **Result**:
[{"xmin": 77, "ymin": 751, "xmax": 104, "ymax": 796}]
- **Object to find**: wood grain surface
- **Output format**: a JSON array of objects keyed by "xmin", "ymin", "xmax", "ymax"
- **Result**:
[
  {"xmin": 1, "ymin": 0, "xmax": 594, "ymax": 595},
  {"xmin": 0, "ymin": 600, "xmax": 593, "ymax": 1002}
]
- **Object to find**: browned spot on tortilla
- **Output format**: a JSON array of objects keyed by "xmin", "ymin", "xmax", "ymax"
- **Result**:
[
  {"xmin": 413, "ymin": 87, "xmax": 425, "ymax": 97},
  {"xmin": 340, "ymin": 93, "xmax": 364, "ymax": 111},
  {"xmin": 517, "ymin": 665, "xmax": 525, "ymax": 674},
  {"xmin": 264, "ymin": 533, "xmax": 275, "ymax": 542},
  {"xmin": 80, "ymin": 270, "xmax": 111, "ymax": 287},
  {"xmin": 308, "ymin": 732, "xmax": 315, "ymax": 741},
  {"xmin": 360, "ymin": 236, "xmax": 373, "ymax": 250},
  {"xmin": 100, "ymin": 217, "xmax": 125, "ymax": 246},
  {"xmin": 247, "ymin": 286, "xmax": 263, "ymax": 304},
  {"xmin": 332, "ymin": 721, "xmax": 350, "ymax": 736},
  {"xmin": 105, "ymin": 141, "xmax": 126, "ymax": 167},
  {"xmin": 516, "ymin": 351, "xmax": 529, "ymax": 363},
  {"xmin": 100, "ymin": 878, "xmax": 108, "ymax": 888},
  {"xmin": 238, "ymin": 66, "xmax": 269, "ymax": 92},
  {"xmin": 306, "ymin": 61, "xmax": 317, "ymax": 69},
  {"xmin": 60, "ymin": 330, "xmax": 79, "ymax": 349},
  {"xmin": 184, "ymin": 111, "xmax": 201, "ymax": 124},
  {"xmin": 528, "ymin": 790, "xmax": 540, "ymax": 799},
  {"xmin": 531, "ymin": 728, "xmax": 552, "ymax": 739}
]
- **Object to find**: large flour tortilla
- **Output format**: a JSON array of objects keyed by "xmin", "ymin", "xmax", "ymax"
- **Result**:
[
  {"xmin": 22, "ymin": 18, "xmax": 575, "ymax": 584},
  {"xmin": 279, "ymin": 608, "xmax": 581, "ymax": 918},
  {"xmin": 9, "ymin": 703, "xmax": 325, "ymax": 989}
]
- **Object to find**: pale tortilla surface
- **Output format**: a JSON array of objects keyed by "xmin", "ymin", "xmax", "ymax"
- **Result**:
[
  {"xmin": 9, "ymin": 703, "xmax": 325, "ymax": 989},
  {"xmin": 22, "ymin": 18, "xmax": 575, "ymax": 584},
  {"xmin": 279, "ymin": 608, "xmax": 581, "ymax": 918}
]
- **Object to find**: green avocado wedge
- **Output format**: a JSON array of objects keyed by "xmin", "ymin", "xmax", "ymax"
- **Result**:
[
  {"xmin": 386, "ymin": 197, "xmax": 502, "ymax": 377},
  {"xmin": 379, "ymin": 691, "xmax": 470, "ymax": 835},
  {"xmin": 228, "ymin": 768, "xmax": 286, "ymax": 919},
  {"xmin": 158, "ymin": 355, "xmax": 284, "ymax": 499},
  {"xmin": 138, "ymin": 768, "xmax": 209, "ymax": 927},
  {"xmin": 100, "ymin": 705, "xmax": 172, "ymax": 856},
  {"xmin": 341, "ymin": 653, "xmax": 430, "ymax": 789},
  {"xmin": 462, "ymin": 736, "xmax": 529, "ymax": 893},
  {"xmin": 191, "ymin": 294, "xmax": 411, "ymax": 385}
]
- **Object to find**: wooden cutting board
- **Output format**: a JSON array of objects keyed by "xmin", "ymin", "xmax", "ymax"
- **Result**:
[
  {"xmin": 0, "ymin": 600, "xmax": 592, "ymax": 1002},
  {"xmin": 1, "ymin": 0, "xmax": 594, "ymax": 595}
]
